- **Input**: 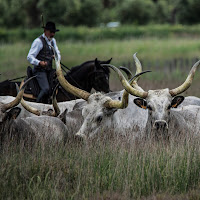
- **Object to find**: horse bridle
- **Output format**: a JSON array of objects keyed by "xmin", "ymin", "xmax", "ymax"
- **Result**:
[{"xmin": 88, "ymin": 69, "xmax": 109, "ymax": 82}]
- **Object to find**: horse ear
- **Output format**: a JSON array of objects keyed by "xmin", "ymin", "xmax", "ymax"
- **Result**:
[
  {"xmin": 107, "ymin": 58, "xmax": 112, "ymax": 64},
  {"xmin": 94, "ymin": 58, "xmax": 101, "ymax": 70}
]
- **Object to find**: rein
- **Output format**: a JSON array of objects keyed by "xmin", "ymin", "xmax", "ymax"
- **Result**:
[{"xmin": 9, "ymin": 76, "xmax": 27, "ymax": 82}]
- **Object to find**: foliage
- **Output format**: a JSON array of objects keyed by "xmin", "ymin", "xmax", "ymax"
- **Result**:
[
  {"xmin": 118, "ymin": 0, "xmax": 155, "ymax": 25},
  {"xmin": 1, "ymin": 0, "xmax": 200, "ymax": 27},
  {"xmin": 177, "ymin": 0, "xmax": 200, "ymax": 24},
  {"xmin": 2, "ymin": 24, "xmax": 200, "ymax": 43},
  {"xmin": 0, "ymin": 0, "xmax": 27, "ymax": 28},
  {"xmin": 64, "ymin": 0, "xmax": 103, "ymax": 27},
  {"xmin": 37, "ymin": 0, "xmax": 66, "ymax": 24}
]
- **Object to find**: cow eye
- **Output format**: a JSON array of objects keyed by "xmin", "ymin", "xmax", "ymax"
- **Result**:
[
  {"xmin": 96, "ymin": 115, "xmax": 103, "ymax": 123},
  {"xmin": 167, "ymin": 105, "xmax": 171, "ymax": 110},
  {"xmin": 147, "ymin": 105, "xmax": 152, "ymax": 111}
]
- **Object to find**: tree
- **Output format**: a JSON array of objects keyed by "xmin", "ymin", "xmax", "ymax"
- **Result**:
[
  {"xmin": 118, "ymin": 0, "xmax": 155, "ymax": 25},
  {"xmin": 64, "ymin": 0, "xmax": 102, "ymax": 27},
  {"xmin": 177, "ymin": 0, "xmax": 200, "ymax": 24}
]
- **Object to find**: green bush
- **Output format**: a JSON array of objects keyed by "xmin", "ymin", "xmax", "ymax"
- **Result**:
[
  {"xmin": 2, "ymin": 24, "xmax": 200, "ymax": 43},
  {"xmin": 118, "ymin": 0, "xmax": 155, "ymax": 25},
  {"xmin": 177, "ymin": 0, "xmax": 200, "ymax": 24},
  {"xmin": 63, "ymin": 0, "xmax": 102, "ymax": 27}
]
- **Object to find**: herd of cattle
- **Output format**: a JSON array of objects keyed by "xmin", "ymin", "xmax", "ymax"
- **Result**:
[{"xmin": 0, "ymin": 48, "xmax": 200, "ymax": 145}]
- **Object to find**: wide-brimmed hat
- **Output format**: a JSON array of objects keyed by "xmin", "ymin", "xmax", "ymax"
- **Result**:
[{"xmin": 42, "ymin": 21, "xmax": 59, "ymax": 32}]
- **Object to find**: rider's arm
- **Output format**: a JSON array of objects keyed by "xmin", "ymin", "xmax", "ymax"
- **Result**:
[{"xmin": 27, "ymin": 38, "xmax": 43, "ymax": 66}]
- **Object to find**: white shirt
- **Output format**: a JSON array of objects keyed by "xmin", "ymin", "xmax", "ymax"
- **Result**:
[{"xmin": 27, "ymin": 33, "xmax": 61, "ymax": 66}]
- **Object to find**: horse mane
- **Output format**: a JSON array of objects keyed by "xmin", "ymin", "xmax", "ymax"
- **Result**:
[
  {"xmin": 68, "ymin": 64, "xmax": 82, "ymax": 74},
  {"xmin": 67, "ymin": 58, "xmax": 111, "ymax": 75}
]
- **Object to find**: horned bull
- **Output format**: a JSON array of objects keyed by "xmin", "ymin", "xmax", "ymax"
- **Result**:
[
  {"xmin": 52, "ymin": 45, "xmax": 150, "ymax": 140},
  {"xmin": 122, "ymin": 56, "xmax": 200, "ymax": 139}
]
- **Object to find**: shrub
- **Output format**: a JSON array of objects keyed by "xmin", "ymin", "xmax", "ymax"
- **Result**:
[{"xmin": 118, "ymin": 0, "xmax": 155, "ymax": 25}]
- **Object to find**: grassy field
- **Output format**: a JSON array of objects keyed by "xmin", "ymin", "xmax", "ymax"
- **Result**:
[
  {"xmin": 0, "ymin": 37, "xmax": 199, "ymax": 96},
  {"xmin": 0, "ymin": 36, "xmax": 200, "ymax": 199},
  {"xmin": 1, "ymin": 136, "xmax": 200, "ymax": 199}
]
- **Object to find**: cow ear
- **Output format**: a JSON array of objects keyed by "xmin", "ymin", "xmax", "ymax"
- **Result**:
[
  {"xmin": 59, "ymin": 108, "xmax": 68, "ymax": 124},
  {"xmin": 7, "ymin": 107, "xmax": 21, "ymax": 120},
  {"xmin": 134, "ymin": 98, "xmax": 147, "ymax": 109},
  {"xmin": 171, "ymin": 96, "xmax": 185, "ymax": 108}
]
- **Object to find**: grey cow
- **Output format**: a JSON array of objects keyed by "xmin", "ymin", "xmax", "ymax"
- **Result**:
[
  {"xmin": 53, "ymin": 46, "xmax": 149, "ymax": 140},
  {"xmin": 124, "ymin": 58, "xmax": 200, "ymax": 139}
]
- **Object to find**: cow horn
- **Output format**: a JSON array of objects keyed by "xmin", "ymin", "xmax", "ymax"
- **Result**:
[
  {"xmin": 131, "ymin": 53, "xmax": 147, "ymax": 92},
  {"xmin": 102, "ymin": 64, "xmax": 148, "ymax": 99},
  {"xmin": 169, "ymin": 60, "xmax": 200, "ymax": 96},
  {"xmin": 51, "ymin": 45, "xmax": 90, "ymax": 101},
  {"xmin": 2, "ymin": 76, "xmax": 35, "ymax": 112},
  {"xmin": 119, "ymin": 66, "xmax": 133, "ymax": 80},
  {"xmin": 50, "ymin": 84, "xmax": 60, "ymax": 117},
  {"xmin": 18, "ymin": 83, "xmax": 60, "ymax": 117},
  {"xmin": 15, "ymin": 81, "xmax": 41, "ymax": 116},
  {"xmin": 103, "ymin": 69, "xmax": 150, "ymax": 109},
  {"xmin": 133, "ymin": 53, "xmax": 142, "ymax": 82},
  {"xmin": 120, "ymin": 53, "xmax": 145, "ymax": 92},
  {"xmin": 20, "ymin": 98, "xmax": 40, "ymax": 116}
]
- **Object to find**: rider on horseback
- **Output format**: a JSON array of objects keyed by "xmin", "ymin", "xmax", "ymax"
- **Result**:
[{"xmin": 27, "ymin": 21, "xmax": 61, "ymax": 103}]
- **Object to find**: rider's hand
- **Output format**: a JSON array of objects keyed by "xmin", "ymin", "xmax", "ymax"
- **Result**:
[{"xmin": 39, "ymin": 61, "xmax": 48, "ymax": 67}]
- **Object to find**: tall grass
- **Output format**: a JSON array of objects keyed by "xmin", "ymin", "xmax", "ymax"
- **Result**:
[
  {"xmin": 0, "ymin": 37, "xmax": 200, "ymax": 80},
  {"xmin": 1, "ymin": 136, "xmax": 200, "ymax": 199}
]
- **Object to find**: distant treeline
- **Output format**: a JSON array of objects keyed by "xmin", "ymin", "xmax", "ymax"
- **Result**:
[
  {"xmin": 1, "ymin": 24, "xmax": 200, "ymax": 43},
  {"xmin": 1, "ymin": 0, "xmax": 200, "ymax": 28}
]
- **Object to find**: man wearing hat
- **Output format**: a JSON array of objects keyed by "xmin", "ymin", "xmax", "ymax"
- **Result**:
[{"xmin": 27, "ymin": 21, "xmax": 61, "ymax": 103}]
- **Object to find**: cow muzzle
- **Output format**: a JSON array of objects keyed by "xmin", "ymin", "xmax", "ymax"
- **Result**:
[{"xmin": 153, "ymin": 120, "xmax": 168, "ymax": 131}]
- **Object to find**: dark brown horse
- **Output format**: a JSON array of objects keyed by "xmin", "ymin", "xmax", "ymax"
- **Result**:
[{"xmin": 0, "ymin": 58, "xmax": 112, "ymax": 103}]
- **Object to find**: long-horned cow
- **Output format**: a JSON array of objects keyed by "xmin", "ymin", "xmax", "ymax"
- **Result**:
[
  {"xmin": 121, "ymin": 56, "xmax": 200, "ymax": 139},
  {"xmin": 0, "ymin": 77, "xmax": 35, "ymax": 143},
  {"xmin": 52, "ymin": 45, "xmax": 150, "ymax": 139}
]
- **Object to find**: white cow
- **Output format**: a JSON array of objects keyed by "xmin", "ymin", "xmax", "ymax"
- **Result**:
[
  {"xmin": 123, "ymin": 58, "xmax": 200, "ymax": 139},
  {"xmin": 181, "ymin": 96, "xmax": 200, "ymax": 107},
  {"xmin": 0, "ymin": 78, "xmax": 38, "ymax": 142},
  {"xmin": 52, "ymin": 45, "xmax": 150, "ymax": 139},
  {"xmin": 10, "ymin": 115, "xmax": 71, "ymax": 144},
  {"xmin": 0, "ymin": 96, "xmax": 84, "ymax": 118}
]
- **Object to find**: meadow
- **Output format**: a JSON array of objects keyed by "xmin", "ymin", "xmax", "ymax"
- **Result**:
[
  {"xmin": 0, "ymin": 36, "xmax": 200, "ymax": 96},
  {"xmin": 0, "ymin": 32, "xmax": 200, "ymax": 199},
  {"xmin": 1, "ymin": 135, "xmax": 200, "ymax": 199}
]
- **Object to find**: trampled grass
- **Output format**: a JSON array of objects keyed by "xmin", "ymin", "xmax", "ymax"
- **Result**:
[{"xmin": 1, "ymin": 135, "xmax": 200, "ymax": 199}]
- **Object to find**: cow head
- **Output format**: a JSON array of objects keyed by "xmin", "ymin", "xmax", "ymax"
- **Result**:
[
  {"xmin": 134, "ymin": 89, "xmax": 184, "ymax": 139},
  {"xmin": 75, "ymin": 93, "xmax": 118, "ymax": 139}
]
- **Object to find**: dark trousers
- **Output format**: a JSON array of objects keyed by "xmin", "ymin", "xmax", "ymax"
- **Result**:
[{"xmin": 33, "ymin": 70, "xmax": 50, "ymax": 103}]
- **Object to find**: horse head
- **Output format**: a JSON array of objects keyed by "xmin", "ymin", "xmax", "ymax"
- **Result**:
[{"xmin": 89, "ymin": 58, "xmax": 112, "ymax": 93}]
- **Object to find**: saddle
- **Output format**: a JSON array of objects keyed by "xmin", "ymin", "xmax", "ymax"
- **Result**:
[{"xmin": 24, "ymin": 66, "xmax": 40, "ymax": 97}]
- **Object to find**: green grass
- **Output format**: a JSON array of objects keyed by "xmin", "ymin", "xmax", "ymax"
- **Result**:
[
  {"xmin": 0, "ymin": 37, "xmax": 199, "ymax": 97},
  {"xmin": 1, "ymin": 136, "xmax": 200, "ymax": 199},
  {"xmin": 1, "ymin": 37, "xmax": 200, "ymax": 79}
]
